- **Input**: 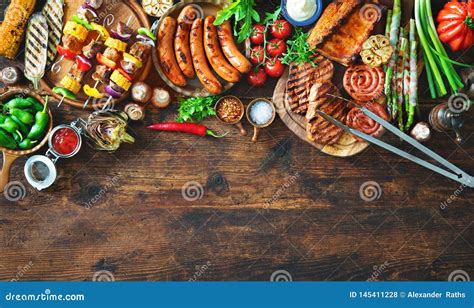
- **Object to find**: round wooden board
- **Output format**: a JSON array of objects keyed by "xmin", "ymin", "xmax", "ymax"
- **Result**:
[
  {"xmin": 272, "ymin": 68, "xmax": 370, "ymax": 158},
  {"xmin": 40, "ymin": 0, "xmax": 152, "ymax": 109},
  {"xmin": 152, "ymin": 0, "xmax": 249, "ymax": 98}
]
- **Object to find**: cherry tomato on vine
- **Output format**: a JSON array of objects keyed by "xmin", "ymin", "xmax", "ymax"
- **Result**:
[
  {"xmin": 270, "ymin": 19, "xmax": 292, "ymax": 40},
  {"xmin": 250, "ymin": 24, "xmax": 266, "ymax": 45},
  {"xmin": 247, "ymin": 68, "xmax": 267, "ymax": 87},
  {"xmin": 264, "ymin": 58, "xmax": 285, "ymax": 78},
  {"xmin": 266, "ymin": 39, "xmax": 287, "ymax": 58},
  {"xmin": 250, "ymin": 45, "xmax": 265, "ymax": 65}
]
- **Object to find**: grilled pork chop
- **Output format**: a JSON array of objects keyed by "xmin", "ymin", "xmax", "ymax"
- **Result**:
[
  {"xmin": 285, "ymin": 55, "xmax": 334, "ymax": 115},
  {"xmin": 306, "ymin": 83, "xmax": 346, "ymax": 145},
  {"xmin": 307, "ymin": 0, "xmax": 361, "ymax": 47},
  {"xmin": 318, "ymin": 3, "xmax": 383, "ymax": 66}
]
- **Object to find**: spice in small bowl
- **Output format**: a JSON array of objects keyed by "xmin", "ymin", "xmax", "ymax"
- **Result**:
[
  {"xmin": 246, "ymin": 98, "xmax": 276, "ymax": 143},
  {"xmin": 215, "ymin": 96, "xmax": 246, "ymax": 135}
]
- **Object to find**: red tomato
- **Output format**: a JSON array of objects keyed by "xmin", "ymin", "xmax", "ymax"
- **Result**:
[
  {"xmin": 266, "ymin": 39, "xmax": 287, "ymax": 57},
  {"xmin": 264, "ymin": 58, "xmax": 285, "ymax": 78},
  {"xmin": 270, "ymin": 20, "xmax": 292, "ymax": 40},
  {"xmin": 247, "ymin": 68, "xmax": 267, "ymax": 87},
  {"xmin": 250, "ymin": 24, "xmax": 266, "ymax": 45},
  {"xmin": 250, "ymin": 45, "xmax": 265, "ymax": 65}
]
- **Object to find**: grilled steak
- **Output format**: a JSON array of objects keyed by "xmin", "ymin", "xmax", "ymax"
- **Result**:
[
  {"xmin": 307, "ymin": 0, "xmax": 361, "ymax": 47},
  {"xmin": 285, "ymin": 55, "xmax": 334, "ymax": 115},
  {"xmin": 318, "ymin": 3, "xmax": 383, "ymax": 66},
  {"xmin": 306, "ymin": 82, "xmax": 346, "ymax": 145}
]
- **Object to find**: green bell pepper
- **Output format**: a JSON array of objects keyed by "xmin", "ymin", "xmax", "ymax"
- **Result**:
[
  {"xmin": 0, "ymin": 128, "xmax": 17, "ymax": 149},
  {"xmin": 19, "ymin": 138, "xmax": 38, "ymax": 150},
  {"xmin": 10, "ymin": 108, "xmax": 34, "ymax": 125},
  {"xmin": 27, "ymin": 96, "xmax": 50, "ymax": 140},
  {"xmin": 10, "ymin": 115, "xmax": 29, "ymax": 136}
]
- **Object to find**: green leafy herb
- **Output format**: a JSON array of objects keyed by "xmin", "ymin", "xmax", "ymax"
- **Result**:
[
  {"xmin": 281, "ymin": 28, "xmax": 318, "ymax": 66},
  {"xmin": 214, "ymin": 0, "xmax": 260, "ymax": 43},
  {"xmin": 176, "ymin": 96, "xmax": 220, "ymax": 123},
  {"xmin": 263, "ymin": 6, "xmax": 281, "ymax": 25}
]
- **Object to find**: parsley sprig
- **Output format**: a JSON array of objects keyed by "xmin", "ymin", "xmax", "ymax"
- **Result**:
[
  {"xmin": 176, "ymin": 96, "xmax": 220, "ymax": 123},
  {"xmin": 281, "ymin": 28, "xmax": 318, "ymax": 66},
  {"xmin": 214, "ymin": 0, "xmax": 260, "ymax": 43}
]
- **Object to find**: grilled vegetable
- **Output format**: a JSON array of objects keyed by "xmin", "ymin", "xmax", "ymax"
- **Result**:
[
  {"xmin": 84, "ymin": 110, "xmax": 135, "ymax": 151},
  {"xmin": 360, "ymin": 35, "xmax": 393, "ymax": 68},
  {"xmin": 63, "ymin": 21, "xmax": 89, "ymax": 42},
  {"xmin": 0, "ymin": 0, "xmax": 37, "ymax": 59},
  {"xmin": 24, "ymin": 13, "xmax": 49, "ymax": 90},
  {"xmin": 42, "ymin": 0, "xmax": 65, "ymax": 67},
  {"xmin": 59, "ymin": 75, "xmax": 82, "ymax": 94},
  {"xmin": 104, "ymin": 37, "xmax": 127, "ymax": 52},
  {"xmin": 141, "ymin": 0, "xmax": 173, "ymax": 18}
]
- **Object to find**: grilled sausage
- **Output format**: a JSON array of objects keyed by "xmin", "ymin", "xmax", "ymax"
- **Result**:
[
  {"xmin": 216, "ymin": 21, "xmax": 252, "ymax": 74},
  {"xmin": 158, "ymin": 16, "xmax": 187, "ymax": 87},
  {"xmin": 175, "ymin": 5, "xmax": 197, "ymax": 78},
  {"xmin": 204, "ymin": 16, "xmax": 241, "ymax": 83},
  {"xmin": 190, "ymin": 18, "xmax": 223, "ymax": 95}
]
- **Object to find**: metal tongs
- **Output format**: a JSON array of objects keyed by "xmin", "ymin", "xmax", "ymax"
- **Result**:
[{"xmin": 317, "ymin": 101, "xmax": 474, "ymax": 188}]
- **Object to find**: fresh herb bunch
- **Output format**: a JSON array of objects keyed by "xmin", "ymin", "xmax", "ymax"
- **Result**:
[
  {"xmin": 281, "ymin": 28, "xmax": 318, "ymax": 66},
  {"xmin": 176, "ymin": 96, "xmax": 220, "ymax": 123},
  {"xmin": 214, "ymin": 0, "xmax": 260, "ymax": 43}
]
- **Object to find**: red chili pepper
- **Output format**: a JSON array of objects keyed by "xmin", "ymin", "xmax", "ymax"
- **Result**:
[
  {"xmin": 96, "ymin": 53, "xmax": 117, "ymax": 69},
  {"xmin": 57, "ymin": 45, "xmax": 77, "ymax": 60},
  {"xmin": 117, "ymin": 68, "xmax": 133, "ymax": 81},
  {"xmin": 146, "ymin": 122, "xmax": 227, "ymax": 138},
  {"xmin": 76, "ymin": 55, "xmax": 92, "ymax": 72}
]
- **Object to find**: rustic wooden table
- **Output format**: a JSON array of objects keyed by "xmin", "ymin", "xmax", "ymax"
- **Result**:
[{"xmin": 0, "ymin": 0, "xmax": 472, "ymax": 282}]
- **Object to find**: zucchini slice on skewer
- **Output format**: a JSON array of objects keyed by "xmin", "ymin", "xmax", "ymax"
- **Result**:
[
  {"xmin": 42, "ymin": 0, "xmax": 65, "ymax": 68},
  {"xmin": 24, "ymin": 13, "xmax": 49, "ymax": 90}
]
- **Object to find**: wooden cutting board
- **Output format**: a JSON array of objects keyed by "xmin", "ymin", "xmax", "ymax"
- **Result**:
[
  {"xmin": 40, "ymin": 0, "xmax": 151, "ymax": 109},
  {"xmin": 272, "ymin": 69, "xmax": 370, "ymax": 157},
  {"xmin": 272, "ymin": 0, "xmax": 415, "ymax": 157}
]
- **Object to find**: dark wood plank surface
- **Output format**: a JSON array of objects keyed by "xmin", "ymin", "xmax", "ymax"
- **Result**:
[{"xmin": 0, "ymin": 0, "xmax": 473, "ymax": 282}]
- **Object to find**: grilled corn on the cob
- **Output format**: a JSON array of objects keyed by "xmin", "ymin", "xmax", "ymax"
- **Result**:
[
  {"xmin": 105, "ymin": 37, "xmax": 127, "ymax": 53},
  {"xmin": 60, "ymin": 75, "xmax": 82, "ymax": 94},
  {"xmin": 63, "ymin": 21, "xmax": 89, "ymax": 42},
  {"xmin": 0, "ymin": 0, "xmax": 37, "ymax": 59},
  {"xmin": 111, "ymin": 70, "xmax": 131, "ymax": 91}
]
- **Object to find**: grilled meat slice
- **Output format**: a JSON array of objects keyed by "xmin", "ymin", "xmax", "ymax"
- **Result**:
[
  {"xmin": 285, "ymin": 55, "xmax": 334, "ymax": 115},
  {"xmin": 306, "ymin": 83, "xmax": 346, "ymax": 145},
  {"xmin": 83, "ymin": 39, "xmax": 104, "ymax": 59},
  {"xmin": 307, "ymin": 0, "xmax": 361, "ymax": 47},
  {"xmin": 318, "ymin": 3, "xmax": 383, "ymax": 66}
]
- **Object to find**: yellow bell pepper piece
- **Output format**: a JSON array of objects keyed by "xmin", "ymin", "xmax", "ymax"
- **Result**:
[{"xmin": 83, "ymin": 84, "xmax": 104, "ymax": 98}]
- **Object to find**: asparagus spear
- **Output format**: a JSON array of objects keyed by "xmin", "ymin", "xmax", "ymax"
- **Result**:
[
  {"xmin": 385, "ymin": 0, "xmax": 401, "ymax": 119},
  {"xmin": 396, "ymin": 29, "xmax": 408, "ymax": 131},
  {"xmin": 384, "ymin": 10, "xmax": 393, "ymax": 72},
  {"xmin": 406, "ymin": 19, "xmax": 418, "ymax": 131}
]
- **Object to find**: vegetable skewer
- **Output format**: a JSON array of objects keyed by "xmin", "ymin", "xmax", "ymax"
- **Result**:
[{"xmin": 83, "ymin": 16, "xmax": 135, "ymax": 108}]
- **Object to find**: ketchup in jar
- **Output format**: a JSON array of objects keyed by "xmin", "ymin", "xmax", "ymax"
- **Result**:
[{"xmin": 52, "ymin": 127, "xmax": 79, "ymax": 155}]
